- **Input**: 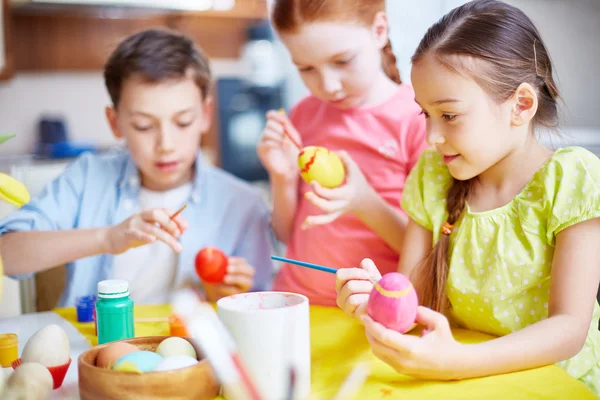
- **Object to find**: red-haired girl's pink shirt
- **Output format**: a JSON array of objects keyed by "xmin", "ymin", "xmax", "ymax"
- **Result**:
[{"xmin": 273, "ymin": 85, "xmax": 428, "ymax": 306}]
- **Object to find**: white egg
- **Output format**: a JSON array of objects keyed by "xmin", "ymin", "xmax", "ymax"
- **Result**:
[
  {"xmin": 22, "ymin": 324, "xmax": 70, "ymax": 367},
  {"xmin": 153, "ymin": 355, "xmax": 198, "ymax": 372},
  {"xmin": 5, "ymin": 362, "xmax": 53, "ymax": 400},
  {"xmin": 155, "ymin": 337, "xmax": 197, "ymax": 359}
]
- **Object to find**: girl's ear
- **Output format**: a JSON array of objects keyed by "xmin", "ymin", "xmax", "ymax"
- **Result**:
[
  {"xmin": 372, "ymin": 11, "xmax": 389, "ymax": 50},
  {"xmin": 510, "ymin": 82, "xmax": 538, "ymax": 127}
]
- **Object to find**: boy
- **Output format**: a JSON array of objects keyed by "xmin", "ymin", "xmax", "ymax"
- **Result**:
[{"xmin": 0, "ymin": 29, "xmax": 274, "ymax": 306}]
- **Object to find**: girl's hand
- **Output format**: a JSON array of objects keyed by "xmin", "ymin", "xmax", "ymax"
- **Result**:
[
  {"xmin": 257, "ymin": 110, "xmax": 302, "ymax": 180},
  {"xmin": 336, "ymin": 258, "xmax": 382, "ymax": 319},
  {"xmin": 103, "ymin": 208, "xmax": 188, "ymax": 254},
  {"xmin": 302, "ymin": 151, "xmax": 376, "ymax": 228},
  {"xmin": 204, "ymin": 257, "xmax": 256, "ymax": 301},
  {"xmin": 362, "ymin": 306, "xmax": 463, "ymax": 380}
]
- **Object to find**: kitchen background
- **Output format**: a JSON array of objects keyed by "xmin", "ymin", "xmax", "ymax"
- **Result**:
[{"xmin": 0, "ymin": 0, "xmax": 598, "ymax": 317}]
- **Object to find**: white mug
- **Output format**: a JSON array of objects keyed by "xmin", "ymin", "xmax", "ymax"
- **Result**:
[{"xmin": 217, "ymin": 292, "xmax": 311, "ymax": 400}]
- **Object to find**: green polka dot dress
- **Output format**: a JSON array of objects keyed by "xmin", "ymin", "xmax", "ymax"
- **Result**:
[{"xmin": 402, "ymin": 147, "xmax": 600, "ymax": 395}]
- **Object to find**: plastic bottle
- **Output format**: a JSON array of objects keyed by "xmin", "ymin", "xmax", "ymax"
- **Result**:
[
  {"xmin": 95, "ymin": 280, "xmax": 134, "ymax": 345},
  {"xmin": 75, "ymin": 295, "xmax": 97, "ymax": 323}
]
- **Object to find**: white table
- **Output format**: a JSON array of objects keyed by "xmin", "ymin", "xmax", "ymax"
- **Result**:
[{"xmin": 0, "ymin": 311, "xmax": 91, "ymax": 399}]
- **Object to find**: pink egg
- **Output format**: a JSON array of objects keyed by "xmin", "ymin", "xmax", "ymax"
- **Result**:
[{"xmin": 367, "ymin": 272, "xmax": 418, "ymax": 333}]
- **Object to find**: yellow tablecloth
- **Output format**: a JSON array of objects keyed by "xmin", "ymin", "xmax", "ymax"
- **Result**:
[{"xmin": 54, "ymin": 305, "xmax": 596, "ymax": 399}]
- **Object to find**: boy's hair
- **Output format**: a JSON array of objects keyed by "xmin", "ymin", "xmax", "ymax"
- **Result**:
[
  {"xmin": 410, "ymin": 0, "xmax": 560, "ymax": 314},
  {"xmin": 103, "ymin": 28, "xmax": 212, "ymax": 108},
  {"xmin": 270, "ymin": 0, "xmax": 401, "ymax": 85}
]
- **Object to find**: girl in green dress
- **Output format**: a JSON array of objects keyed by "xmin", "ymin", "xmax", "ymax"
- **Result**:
[{"xmin": 336, "ymin": 0, "xmax": 600, "ymax": 395}]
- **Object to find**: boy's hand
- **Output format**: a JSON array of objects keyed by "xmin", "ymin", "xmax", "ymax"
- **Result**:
[
  {"xmin": 203, "ymin": 257, "xmax": 256, "ymax": 301},
  {"xmin": 257, "ymin": 110, "xmax": 302, "ymax": 180},
  {"xmin": 103, "ymin": 208, "xmax": 189, "ymax": 255},
  {"xmin": 303, "ymin": 151, "xmax": 377, "ymax": 228}
]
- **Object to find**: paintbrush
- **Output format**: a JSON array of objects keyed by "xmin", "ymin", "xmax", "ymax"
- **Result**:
[
  {"xmin": 278, "ymin": 109, "xmax": 302, "ymax": 150},
  {"xmin": 170, "ymin": 204, "xmax": 187, "ymax": 219},
  {"xmin": 171, "ymin": 289, "xmax": 264, "ymax": 400},
  {"xmin": 271, "ymin": 255, "xmax": 379, "ymax": 284},
  {"xmin": 332, "ymin": 363, "xmax": 371, "ymax": 400}
]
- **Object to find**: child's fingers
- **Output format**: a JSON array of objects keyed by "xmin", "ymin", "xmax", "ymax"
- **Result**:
[
  {"xmin": 267, "ymin": 110, "xmax": 302, "ymax": 145},
  {"xmin": 223, "ymin": 274, "xmax": 253, "ymax": 290},
  {"xmin": 139, "ymin": 222, "xmax": 183, "ymax": 253},
  {"xmin": 264, "ymin": 119, "xmax": 285, "ymax": 136},
  {"xmin": 336, "ymin": 267, "xmax": 373, "ymax": 291},
  {"xmin": 338, "ymin": 280, "xmax": 373, "ymax": 307},
  {"xmin": 302, "ymin": 211, "xmax": 344, "ymax": 229},
  {"xmin": 359, "ymin": 258, "xmax": 382, "ymax": 279},
  {"xmin": 338, "ymin": 293, "xmax": 369, "ymax": 318},
  {"xmin": 167, "ymin": 210, "xmax": 189, "ymax": 231},
  {"xmin": 310, "ymin": 181, "xmax": 349, "ymax": 201},
  {"xmin": 305, "ymin": 192, "xmax": 347, "ymax": 213},
  {"xmin": 261, "ymin": 132, "xmax": 284, "ymax": 145},
  {"xmin": 335, "ymin": 151, "xmax": 358, "ymax": 173},
  {"xmin": 266, "ymin": 109, "xmax": 289, "ymax": 124},
  {"xmin": 206, "ymin": 283, "xmax": 241, "ymax": 298},
  {"xmin": 362, "ymin": 314, "xmax": 416, "ymax": 352},
  {"xmin": 127, "ymin": 228, "xmax": 156, "ymax": 246},
  {"xmin": 140, "ymin": 209, "xmax": 181, "ymax": 238},
  {"xmin": 266, "ymin": 109, "xmax": 285, "ymax": 120},
  {"xmin": 227, "ymin": 258, "xmax": 255, "ymax": 275}
]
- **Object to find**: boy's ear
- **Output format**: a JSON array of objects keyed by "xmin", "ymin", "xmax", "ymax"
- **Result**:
[
  {"xmin": 105, "ymin": 106, "xmax": 123, "ymax": 139},
  {"xmin": 199, "ymin": 95, "xmax": 214, "ymax": 135}
]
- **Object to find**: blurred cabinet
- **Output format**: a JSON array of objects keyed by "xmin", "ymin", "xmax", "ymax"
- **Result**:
[
  {"xmin": 8, "ymin": 0, "xmax": 268, "ymax": 71},
  {"xmin": 0, "ymin": 0, "xmax": 14, "ymax": 80}
]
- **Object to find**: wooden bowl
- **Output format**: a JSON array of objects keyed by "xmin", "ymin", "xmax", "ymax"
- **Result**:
[{"xmin": 78, "ymin": 336, "xmax": 220, "ymax": 400}]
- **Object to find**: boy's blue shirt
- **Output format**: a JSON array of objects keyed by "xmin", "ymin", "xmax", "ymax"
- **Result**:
[{"xmin": 0, "ymin": 149, "xmax": 275, "ymax": 306}]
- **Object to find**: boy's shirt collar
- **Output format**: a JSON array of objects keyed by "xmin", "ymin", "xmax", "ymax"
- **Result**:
[{"xmin": 118, "ymin": 150, "xmax": 205, "ymax": 204}]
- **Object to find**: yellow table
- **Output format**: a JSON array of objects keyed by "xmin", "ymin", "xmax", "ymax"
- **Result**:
[{"xmin": 54, "ymin": 305, "xmax": 596, "ymax": 399}]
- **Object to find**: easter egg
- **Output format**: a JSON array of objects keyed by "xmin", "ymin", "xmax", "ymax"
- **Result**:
[
  {"xmin": 5, "ymin": 362, "xmax": 53, "ymax": 400},
  {"xmin": 22, "ymin": 324, "xmax": 70, "ymax": 367},
  {"xmin": 367, "ymin": 272, "xmax": 418, "ymax": 333},
  {"xmin": 156, "ymin": 337, "xmax": 197, "ymax": 359},
  {"xmin": 297, "ymin": 146, "xmax": 346, "ymax": 189},
  {"xmin": 113, "ymin": 351, "xmax": 162, "ymax": 373},
  {"xmin": 112, "ymin": 360, "xmax": 142, "ymax": 374},
  {"xmin": 0, "ymin": 172, "xmax": 31, "ymax": 207},
  {"xmin": 195, "ymin": 247, "xmax": 228, "ymax": 284},
  {"xmin": 153, "ymin": 355, "xmax": 198, "ymax": 372},
  {"xmin": 96, "ymin": 342, "xmax": 139, "ymax": 369}
]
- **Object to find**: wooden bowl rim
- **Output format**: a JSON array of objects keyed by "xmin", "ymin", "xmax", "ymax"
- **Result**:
[{"xmin": 77, "ymin": 336, "xmax": 211, "ymax": 376}]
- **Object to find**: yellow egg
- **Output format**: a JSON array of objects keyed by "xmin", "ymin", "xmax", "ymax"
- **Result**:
[
  {"xmin": 0, "ymin": 172, "xmax": 30, "ymax": 208},
  {"xmin": 298, "ymin": 146, "xmax": 346, "ymax": 189}
]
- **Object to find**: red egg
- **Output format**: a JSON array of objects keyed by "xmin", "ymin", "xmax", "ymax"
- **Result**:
[
  {"xmin": 367, "ymin": 272, "xmax": 418, "ymax": 333},
  {"xmin": 194, "ymin": 247, "xmax": 228, "ymax": 284}
]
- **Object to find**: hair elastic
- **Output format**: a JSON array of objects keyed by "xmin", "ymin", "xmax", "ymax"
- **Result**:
[{"xmin": 441, "ymin": 221, "xmax": 453, "ymax": 236}]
